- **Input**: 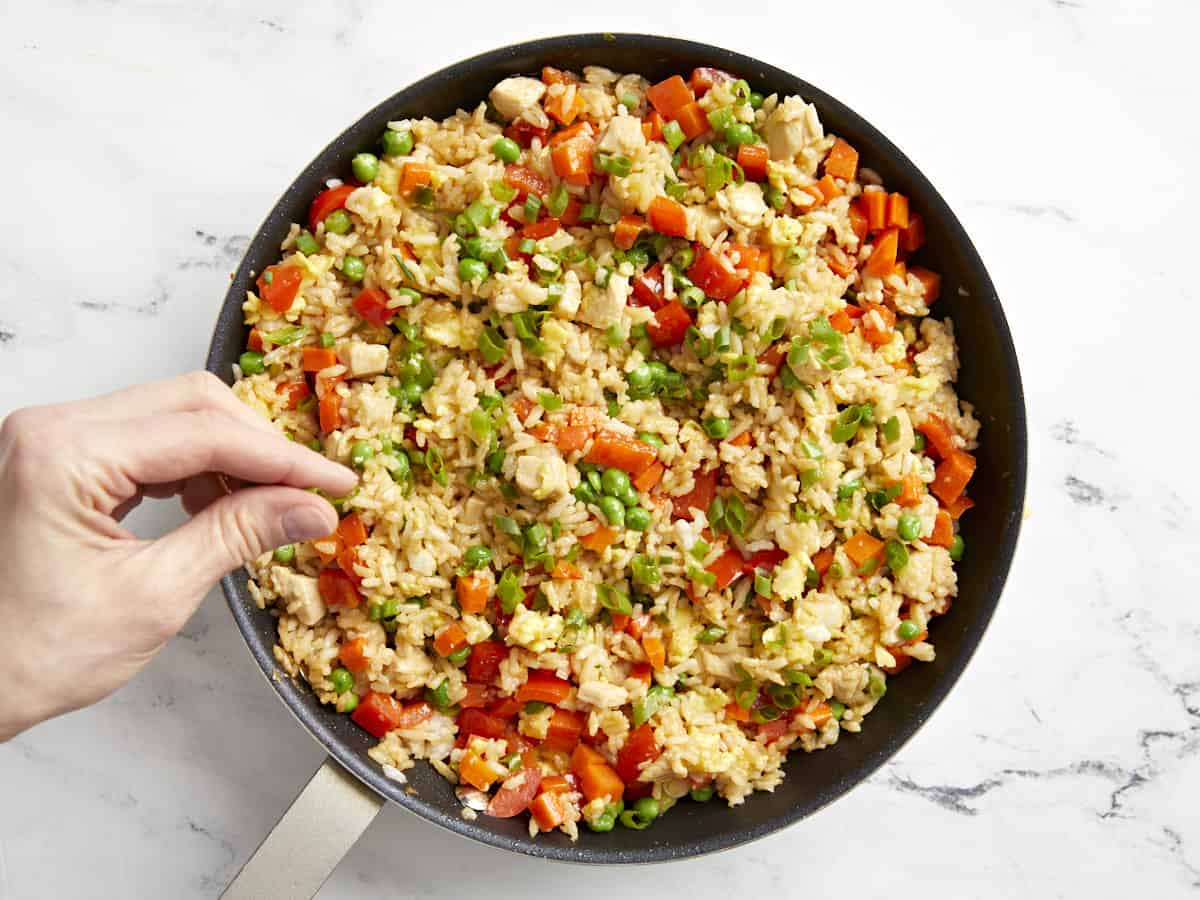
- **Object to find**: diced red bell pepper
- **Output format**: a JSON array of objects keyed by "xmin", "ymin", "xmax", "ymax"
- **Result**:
[
  {"xmin": 516, "ymin": 670, "xmax": 572, "ymax": 705},
  {"xmin": 671, "ymin": 468, "xmax": 718, "ymax": 519},
  {"xmin": 487, "ymin": 767, "xmax": 542, "ymax": 818},
  {"xmin": 542, "ymin": 708, "xmax": 584, "ymax": 753},
  {"xmin": 630, "ymin": 262, "xmax": 666, "ymax": 309},
  {"xmin": 458, "ymin": 707, "xmax": 509, "ymax": 741},
  {"xmin": 308, "ymin": 184, "xmax": 356, "ymax": 231},
  {"xmin": 688, "ymin": 247, "xmax": 744, "ymax": 300},
  {"xmin": 503, "ymin": 164, "xmax": 549, "ymax": 199},
  {"xmin": 351, "ymin": 288, "xmax": 392, "ymax": 326},
  {"xmin": 256, "ymin": 264, "xmax": 303, "ymax": 314},
  {"xmin": 318, "ymin": 567, "xmax": 361, "ymax": 609},
  {"xmin": 646, "ymin": 300, "xmax": 692, "ymax": 348},
  {"xmin": 466, "ymin": 640, "xmax": 507, "ymax": 684},
  {"xmin": 689, "ymin": 67, "xmax": 733, "ymax": 97},
  {"xmin": 351, "ymin": 691, "xmax": 404, "ymax": 737},
  {"xmin": 615, "ymin": 722, "xmax": 661, "ymax": 787}
]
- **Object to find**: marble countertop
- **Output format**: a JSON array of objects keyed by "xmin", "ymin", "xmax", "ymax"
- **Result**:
[{"xmin": 3, "ymin": 1, "xmax": 1198, "ymax": 897}]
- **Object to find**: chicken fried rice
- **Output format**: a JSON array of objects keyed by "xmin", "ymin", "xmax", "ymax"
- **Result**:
[{"xmin": 233, "ymin": 64, "xmax": 979, "ymax": 839}]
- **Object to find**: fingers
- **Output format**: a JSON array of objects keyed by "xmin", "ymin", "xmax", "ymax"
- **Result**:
[
  {"xmin": 153, "ymin": 485, "xmax": 339, "ymax": 599},
  {"xmin": 180, "ymin": 474, "xmax": 228, "ymax": 516},
  {"xmin": 52, "ymin": 371, "xmax": 276, "ymax": 436},
  {"xmin": 93, "ymin": 409, "xmax": 357, "ymax": 498}
]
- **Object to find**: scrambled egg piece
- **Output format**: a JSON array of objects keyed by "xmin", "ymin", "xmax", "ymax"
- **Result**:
[{"xmin": 506, "ymin": 605, "xmax": 564, "ymax": 654}]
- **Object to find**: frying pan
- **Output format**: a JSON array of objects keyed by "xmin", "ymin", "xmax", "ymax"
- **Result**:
[{"xmin": 206, "ymin": 33, "xmax": 1026, "ymax": 898}]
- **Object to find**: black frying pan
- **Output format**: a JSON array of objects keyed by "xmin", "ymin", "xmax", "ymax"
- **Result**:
[{"xmin": 206, "ymin": 32, "xmax": 1026, "ymax": 880}]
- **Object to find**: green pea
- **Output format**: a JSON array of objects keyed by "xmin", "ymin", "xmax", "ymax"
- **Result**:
[
  {"xmin": 637, "ymin": 432, "xmax": 664, "ymax": 448},
  {"xmin": 465, "ymin": 545, "xmax": 493, "ymax": 570},
  {"xmin": 352, "ymin": 152, "xmax": 380, "ymax": 183},
  {"xmin": 238, "ymin": 351, "xmax": 265, "ymax": 375},
  {"xmin": 295, "ymin": 231, "xmax": 320, "ymax": 256},
  {"xmin": 492, "ymin": 136, "xmax": 521, "ymax": 163},
  {"xmin": 324, "ymin": 208, "xmax": 353, "ymax": 235},
  {"xmin": 381, "ymin": 129, "xmax": 414, "ymax": 157},
  {"xmin": 620, "ymin": 796, "xmax": 660, "ymax": 829},
  {"xmin": 339, "ymin": 692, "xmax": 358, "ymax": 713},
  {"xmin": 320, "ymin": 332, "xmax": 335, "ymax": 348},
  {"xmin": 690, "ymin": 785, "xmax": 715, "ymax": 802},
  {"xmin": 459, "ymin": 257, "xmax": 489, "ymax": 283},
  {"xmin": 703, "ymin": 417, "xmax": 731, "ymax": 439},
  {"xmin": 950, "ymin": 534, "xmax": 965, "ymax": 562},
  {"xmin": 885, "ymin": 539, "xmax": 909, "ymax": 572},
  {"xmin": 589, "ymin": 811, "xmax": 616, "ymax": 832},
  {"xmin": 574, "ymin": 482, "xmax": 597, "ymax": 505},
  {"xmin": 897, "ymin": 514, "xmax": 922, "ymax": 542},
  {"xmin": 425, "ymin": 679, "xmax": 451, "ymax": 709},
  {"xmin": 913, "ymin": 432, "xmax": 926, "ymax": 452},
  {"xmin": 698, "ymin": 626, "xmax": 726, "ymax": 644},
  {"xmin": 350, "ymin": 440, "xmax": 374, "ymax": 469},
  {"xmin": 868, "ymin": 675, "xmax": 887, "ymax": 699},
  {"xmin": 725, "ymin": 123, "xmax": 755, "ymax": 146},
  {"xmin": 625, "ymin": 506, "xmax": 651, "ymax": 531},
  {"xmin": 448, "ymin": 645, "xmax": 471, "ymax": 665},
  {"xmin": 898, "ymin": 619, "xmax": 921, "ymax": 641},
  {"xmin": 273, "ymin": 544, "xmax": 296, "ymax": 563},
  {"xmin": 598, "ymin": 495, "xmax": 625, "ymax": 528},
  {"xmin": 627, "ymin": 364, "xmax": 656, "ymax": 395},
  {"xmin": 601, "ymin": 467, "xmax": 631, "ymax": 497},
  {"xmin": 329, "ymin": 668, "xmax": 354, "ymax": 694},
  {"xmin": 749, "ymin": 91, "xmax": 764, "ymax": 110},
  {"xmin": 829, "ymin": 700, "xmax": 846, "ymax": 720},
  {"xmin": 340, "ymin": 255, "xmax": 366, "ymax": 282}
]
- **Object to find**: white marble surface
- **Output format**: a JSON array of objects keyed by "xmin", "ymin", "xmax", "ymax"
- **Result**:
[{"xmin": 2, "ymin": 1, "xmax": 1198, "ymax": 897}]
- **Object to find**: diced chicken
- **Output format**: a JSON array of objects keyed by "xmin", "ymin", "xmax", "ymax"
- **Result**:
[
  {"xmin": 555, "ymin": 270, "xmax": 582, "ymax": 317},
  {"xmin": 488, "ymin": 77, "xmax": 546, "ymax": 121},
  {"xmin": 514, "ymin": 444, "xmax": 571, "ymax": 500},
  {"xmin": 577, "ymin": 679, "xmax": 630, "ymax": 709},
  {"xmin": 580, "ymin": 273, "xmax": 629, "ymax": 328},
  {"xmin": 764, "ymin": 96, "xmax": 823, "ymax": 161},
  {"xmin": 271, "ymin": 566, "xmax": 325, "ymax": 626},
  {"xmin": 354, "ymin": 388, "xmax": 395, "ymax": 431},
  {"xmin": 815, "ymin": 663, "xmax": 868, "ymax": 704},
  {"xmin": 596, "ymin": 114, "xmax": 646, "ymax": 157},
  {"xmin": 337, "ymin": 341, "xmax": 389, "ymax": 378},
  {"xmin": 721, "ymin": 181, "xmax": 769, "ymax": 228}
]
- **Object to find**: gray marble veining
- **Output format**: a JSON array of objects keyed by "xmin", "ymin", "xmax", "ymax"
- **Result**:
[{"xmin": 2, "ymin": 1, "xmax": 1199, "ymax": 897}]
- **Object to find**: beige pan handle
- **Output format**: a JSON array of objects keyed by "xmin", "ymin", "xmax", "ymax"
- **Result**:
[{"xmin": 220, "ymin": 757, "xmax": 384, "ymax": 900}]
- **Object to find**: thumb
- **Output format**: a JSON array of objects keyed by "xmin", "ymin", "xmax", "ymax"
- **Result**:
[{"xmin": 157, "ymin": 485, "xmax": 339, "ymax": 598}]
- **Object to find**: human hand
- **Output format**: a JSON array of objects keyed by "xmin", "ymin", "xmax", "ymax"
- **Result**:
[{"xmin": 0, "ymin": 372, "xmax": 358, "ymax": 741}]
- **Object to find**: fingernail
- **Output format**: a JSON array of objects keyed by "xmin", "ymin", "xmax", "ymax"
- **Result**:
[{"xmin": 282, "ymin": 505, "xmax": 334, "ymax": 542}]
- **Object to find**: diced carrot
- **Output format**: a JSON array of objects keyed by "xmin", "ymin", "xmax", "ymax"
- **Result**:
[
  {"xmin": 627, "ymin": 615, "xmax": 649, "ymax": 641},
  {"xmin": 540, "ymin": 774, "xmax": 572, "ymax": 794},
  {"xmin": 541, "ymin": 66, "xmax": 573, "ymax": 86},
  {"xmin": 542, "ymin": 708, "xmax": 584, "ymax": 753},
  {"xmin": 724, "ymin": 703, "xmax": 751, "ymax": 723},
  {"xmin": 247, "ymin": 327, "xmax": 264, "ymax": 352},
  {"xmin": 336, "ymin": 542, "xmax": 358, "ymax": 578},
  {"xmin": 642, "ymin": 110, "xmax": 664, "ymax": 142},
  {"xmin": 860, "ymin": 302, "xmax": 896, "ymax": 347},
  {"xmin": 918, "ymin": 415, "xmax": 958, "ymax": 459},
  {"xmin": 901, "ymin": 213, "xmax": 926, "ymax": 252},
  {"xmin": 647, "ymin": 195, "xmax": 688, "ymax": 237},
  {"xmin": 889, "ymin": 261, "xmax": 909, "ymax": 284},
  {"xmin": 400, "ymin": 162, "xmax": 433, "ymax": 198},
  {"xmin": 945, "ymin": 494, "xmax": 975, "ymax": 519},
  {"xmin": 736, "ymin": 144, "xmax": 769, "ymax": 182},
  {"xmin": 511, "ymin": 395, "xmax": 535, "ymax": 423},
  {"xmin": 311, "ymin": 530, "xmax": 339, "ymax": 563},
  {"xmin": 824, "ymin": 138, "xmax": 859, "ymax": 181},
  {"xmin": 816, "ymin": 174, "xmax": 843, "ymax": 203},
  {"xmin": 457, "ymin": 572, "xmax": 491, "ymax": 614},
  {"xmin": 931, "ymin": 451, "xmax": 977, "ymax": 505},
  {"xmin": 517, "ymin": 670, "xmax": 572, "ymax": 705},
  {"xmin": 825, "ymin": 246, "xmax": 856, "ymax": 277},
  {"xmin": 730, "ymin": 243, "xmax": 770, "ymax": 274},
  {"xmin": 318, "ymin": 391, "xmax": 341, "ymax": 433},
  {"xmin": 579, "ymin": 523, "xmax": 618, "ymax": 553},
  {"xmin": 613, "ymin": 214, "xmax": 645, "ymax": 250},
  {"xmin": 570, "ymin": 745, "xmax": 624, "ymax": 803},
  {"xmin": 339, "ymin": 637, "xmax": 369, "ymax": 673},
  {"xmin": 337, "ymin": 512, "xmax": 368, "ymax": 548},
  {"xmin": 800, "ymin": 183, "xmax": 826, "ymax": 207},
  {"xmin": 671, "ymin": 468, "xmax": 718, "ymax": 520},
  {"xmin": 545, "ymin": 89, "xmax": 585, "ymax": 126},
  {"xmin": 548, "ymin": 121, "xmax": 592, "ymax": 146},
  {"xmin": 527, "ymin": 422, "xmax": 554, "ymax": 442},
  {"xmin": 928, "ymin": 509, "xmax": 955, "ymax": 547},
  {"xmin": 809, "ymin": 702, "xmax": 833, "ymax": 729},
  {"xmin": 584, "ymin": 431, "xmax": 657, "ymax": 476},
  {"xmin": 433, "ymin": 622, "xmax": 468, "ymax": 658},
  {"xmin": 550, "ymin": 138, "xmax": 594, "ymax": 186},
  {"xmin": 886, "ymin": 193, "xmax": 910, "ymax": 229},
  {"xmin": 460, "ymin": 751, "xmax": 508, "ymax": 791},
  {"xmin": 910, "ymin": 266, "xmax": 942, "ymax": 304},
  {"xmin": 726, "ymin": 430, "xmax": 753, "ymax": 447},
  {"xmin": 642, "ymin": 635, "xmax": 666, "ymax": 671},
  {"xmin": 829, "ymin": 309, "xmax": 853, "ymax": 334},
  {"xmin": 895, "ymin": 473, "xmax": 923, "ymax": 507},
  {"xmin": 633, "ymin": 460, "xmax": 665, "ymax": 493},
  {"xmin": 550, "ymin": 559, "xmax": 582, "ymax": 580},
  {"xmin": 554, "ymin": 423, "xmax": 592, "ymax": 453},
  {"xmin": 862, "ymin": 191, "xmax": 888, "ymax": 231},
  {"xmin": 302, "ymin": 347, "xmax": 338, "ymax": 372},
  {"xmin": 843, "ymin": 531, "xmax": 885, "ymax": 567},
  {"xmin": 864, "ymin": 229, "xmax": 900, "ymax": 279},
  {"xmin": 530, "ymin": 791, "xmax": 566, "ymax": 831},
  {"xmin": 276, "ymin": 380, "xmax": 311, "ymax": 410},
  {"xmin": 646, "ymin": 74, "xmax": 694, "ymax": 118},
  {"xmin": 848, "ymin": 198, "xmax": 870, "ymax": 244},
  {"xmin": 673, "ymin": 102, "xmax": 709, "ymax": 141},
  {"xmin": 811, "ymin": 548, "xmax": 834, "ymax": 576}
]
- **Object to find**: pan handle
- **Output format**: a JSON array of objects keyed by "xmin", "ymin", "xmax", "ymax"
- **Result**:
[{"xmin": 220, "ymin": 756, "xmax": 383, "ymax": 900}]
